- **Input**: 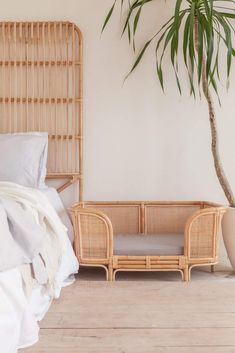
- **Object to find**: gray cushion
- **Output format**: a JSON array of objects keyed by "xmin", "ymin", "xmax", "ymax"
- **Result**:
[{"xmin": 114, "ymin": 233, "xmax": 184, "ymax": 256}]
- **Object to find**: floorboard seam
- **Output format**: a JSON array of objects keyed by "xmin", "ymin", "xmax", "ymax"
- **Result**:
[{"xmin": 40, "ymin": 326, "xmax": 235, "ymax": 329}]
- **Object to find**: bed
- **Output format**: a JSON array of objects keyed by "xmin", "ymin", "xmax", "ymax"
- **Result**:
[{"xmin": 0, "ymin": 21, "xmax": 83, "ymax": 353}]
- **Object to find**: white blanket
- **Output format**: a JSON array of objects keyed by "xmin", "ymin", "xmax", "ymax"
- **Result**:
[
  {"xmin": 0, "ymin": 181, "xmax": 71, "ymax": 292},
  {"xmin": 0, "ymin": 182, "xmax": 79, "ymax": 353},
  {"xmin": 0, "ymin": 199, "xmax": 46, "ymax": 272}
]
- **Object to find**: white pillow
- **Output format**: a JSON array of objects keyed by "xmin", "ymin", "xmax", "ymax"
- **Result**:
[{"xmin": 0, "ymin": 132, "xmax": 48, "ymax": 188}]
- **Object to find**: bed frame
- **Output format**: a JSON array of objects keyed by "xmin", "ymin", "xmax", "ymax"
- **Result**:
[{"xmin": 0, "ymin": 21, "xmax": 83, "ymax": 200}]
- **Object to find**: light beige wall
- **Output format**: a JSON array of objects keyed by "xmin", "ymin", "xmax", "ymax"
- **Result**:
[{"xmin": 1, "ymin": 0, "xmax": 234, "ymax": 269}]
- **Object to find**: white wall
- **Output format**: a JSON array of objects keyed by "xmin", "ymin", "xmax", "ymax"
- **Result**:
[{"xmin": 1, "ymin": 0, "xmax": 234, "ymax": 268}]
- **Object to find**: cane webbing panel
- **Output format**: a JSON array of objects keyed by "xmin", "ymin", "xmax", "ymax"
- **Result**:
[
  {"xmin": 85, "ymin": 204, "xmax": 141, "ymax": 235},
  {"xmin": 145, "ymin": 205, "xmax": 200, "ymax": 234},
  {"xmin": 189, "ymin": 213, "xmax": 215, "ymax": 258},
  {"xmin": 0, "ymin": 21, "xmax": 83, "ymax": 199},
  {"xmin": 79, "ymin": 214, "xmax": 109, "ymax": 259}
]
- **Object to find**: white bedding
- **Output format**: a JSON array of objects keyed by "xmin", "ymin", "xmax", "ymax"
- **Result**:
[
  {"xmin": 0, "ymin": 268, "xmax": 39, "ymax": 352},
  {"xmin": 0, "ymin": 184, "xmax": 78, "ymax": 353},
  {"xmin": 41, "ymin": 186, "xmax": 74, "ymax": 243}
]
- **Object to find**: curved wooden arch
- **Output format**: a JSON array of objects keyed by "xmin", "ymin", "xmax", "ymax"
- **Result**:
[{"xmin": 0, "ymin": 21, "xmax": 83, "ymax": 200}]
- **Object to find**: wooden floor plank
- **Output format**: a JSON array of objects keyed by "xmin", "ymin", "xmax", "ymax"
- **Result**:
[
  {"xmin": 22, "ymin": 328, "xmax": 235, "ymax": 353},
  {"xmin": 46, "ymin": 280, "xmax": 235, "ymax": 319},
  {"xmin": 42, "ymin": 311, "xmax": 235, "ymax": 329},
  {"xmin": 21, "ymin": 271, "xmax": 235, "ymax": 353}
]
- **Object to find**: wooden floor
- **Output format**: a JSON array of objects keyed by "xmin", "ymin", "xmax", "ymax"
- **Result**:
[{"xmin": 22, "ymin": 268, "xmax": 235, "ymax": 353}]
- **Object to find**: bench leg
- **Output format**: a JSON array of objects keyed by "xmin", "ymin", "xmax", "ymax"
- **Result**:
[
  {"xmin": 183, "ymin": 266, "xmax": 189, "ymax": 282},
  {"xmin": 211, "ymin": 265, "xmax": 215, "ymax": 273},
  {"xmin": 108, "ymin": 264, "xmax": 113, "ymax": 281}
]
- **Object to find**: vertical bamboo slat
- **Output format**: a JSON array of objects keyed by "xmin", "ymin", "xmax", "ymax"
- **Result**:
[
  {"xmin": 0, "ymin": 22, "xmax": 83, "ymax": 200},
  {"xmin": 78, "ymin": 26, "xmax": 83, "ymax": 201},
  {"xmin": 8, "ymin": 23, "xmax": 12, "ymax": 132}
]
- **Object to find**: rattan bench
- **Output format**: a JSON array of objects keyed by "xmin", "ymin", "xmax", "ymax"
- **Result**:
[{"xmin": 70, "ymin": 201, "xmax": 226, "ymax": 281}]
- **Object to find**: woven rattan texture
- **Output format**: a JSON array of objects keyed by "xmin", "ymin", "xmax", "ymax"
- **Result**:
[
  {"xmin": 189, "ymin": 214, "xmax": 215, "ymax": 258},
  {"xmin": 145, "ymin": 205, "xmax": 200, "ymax": 234},
  {"xmin": 86, "ymin": 205, "xmax": 141, "ymax": 235},
  {"xmin": 80, "ymin": 214, "xmax": 108, "ymax": 259}
]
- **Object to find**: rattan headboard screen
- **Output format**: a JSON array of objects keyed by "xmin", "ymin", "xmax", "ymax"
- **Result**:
[{"xmin": 0, "ymin": 21, "xmax": 83, "ymax": 200}]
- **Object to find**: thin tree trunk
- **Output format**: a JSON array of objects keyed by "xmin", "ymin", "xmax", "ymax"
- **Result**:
[{"xmin": 194, "ymin": 20, "xmax": 235, "ymax": 207}]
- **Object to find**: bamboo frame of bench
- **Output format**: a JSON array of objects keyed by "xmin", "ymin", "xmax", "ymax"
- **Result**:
[
  {"xmin": 70, "ymin": 201, "xmax": 226, "ymax": 281},
  {"xmin": 0, "ymin": 21, "xmax": 83, "ymax": 200}
]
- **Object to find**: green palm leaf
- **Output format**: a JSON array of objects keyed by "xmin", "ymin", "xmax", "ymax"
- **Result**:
[
  {"xmin": 102, "ymin": 1, "xmax": 117, "ymax": 33},
  {"xmin": 102, "ymin": 0, "xmax": 235, "ymax": 96}
]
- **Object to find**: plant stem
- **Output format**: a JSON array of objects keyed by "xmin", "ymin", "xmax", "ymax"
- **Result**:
[{"xmin": 194, "ymin": 19, "xmax": 235, "ymax": 207}]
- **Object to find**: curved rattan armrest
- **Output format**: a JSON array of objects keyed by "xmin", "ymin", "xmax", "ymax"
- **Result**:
[
  {"xmin": 184, "ymin": 206, "xmax": 227, "ymax": 260},
  {"xmin": 70, "ymin": 206, "xmax": 114, "ymax": 262}
]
